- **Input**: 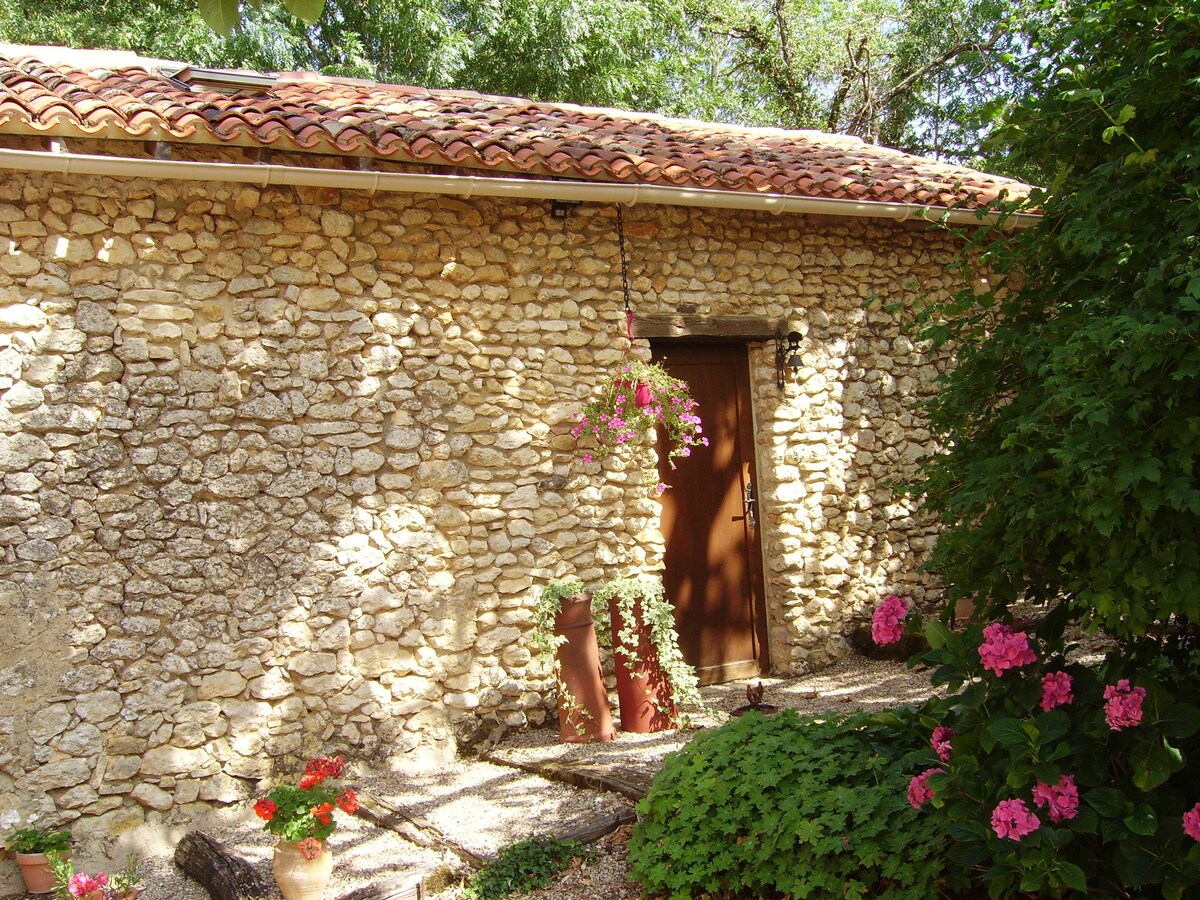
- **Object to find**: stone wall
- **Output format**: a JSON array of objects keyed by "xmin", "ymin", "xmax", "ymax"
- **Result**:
[{"xmin": 0, "ymin": 155, "xmax": 956, "ymax": 835}]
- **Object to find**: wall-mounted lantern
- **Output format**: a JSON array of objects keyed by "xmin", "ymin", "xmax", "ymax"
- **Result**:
[{"xmin": 775, "ymin": 330, "xmax": 803, "ymax": 389}]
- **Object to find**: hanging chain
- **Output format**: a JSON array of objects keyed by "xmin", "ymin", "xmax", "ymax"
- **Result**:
[{"xmin": 617, "ymin": 204, "xmax": 635, "ymax": 345}]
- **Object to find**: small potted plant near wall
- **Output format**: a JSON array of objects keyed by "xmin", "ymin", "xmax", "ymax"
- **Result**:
[
  {"xmin": 532, "ymin": 580, "xmax": 616, "ymax": 743},
  {"xmin": 593, "ymin": 574, "xmax": 701, "ymax": 733},
  {"xmin": 46, "ymin": 851, "xmax": 142, "ymax": 900},
  {"xmin": 252, "ymin": 756, "xmax": 359, "ymax": 900},
  {"xmin": 3, "ymin": 824, "xmax": 72, "ymax": 894}
]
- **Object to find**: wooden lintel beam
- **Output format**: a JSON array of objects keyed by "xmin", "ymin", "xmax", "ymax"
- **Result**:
[{"xmin": 633, "ymin": 314, "xmax": 785, "ymax": 340}]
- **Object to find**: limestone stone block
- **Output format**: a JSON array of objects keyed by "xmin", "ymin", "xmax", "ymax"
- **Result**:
[
  {"xmin": 288, "ymin": 651, "xmax": 337, "ymax": 676},
  {"xmin": 74, "ymin": 691, "xmax": 122, "ymax": 723},
  {"xmin": 197, "ymin": 670, "xmax": 248, "ymax": 700},
  {"xmin": 21, "ymin": 758, "xmax": 93, "ymax": 791},
  {"xmin": 140, "ymin": 746, "xmax": 217, "ymax": 777},
  {"xmin": 130, "ymin": 782, "xmax": 173, "ymax": 810},
  {"xmin": 0, "ymin": 305, "xmax": 47, "ymax": 329}
]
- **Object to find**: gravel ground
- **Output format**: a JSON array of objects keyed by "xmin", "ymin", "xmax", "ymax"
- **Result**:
[{"xmin": 2, "ymin": 655, "xmax": 935, "ymax": 900}]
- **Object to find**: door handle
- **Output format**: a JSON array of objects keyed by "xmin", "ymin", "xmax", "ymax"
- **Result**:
[{"xmin": 743, "ymin": 480, "xmax": 757, "ymax": 531}]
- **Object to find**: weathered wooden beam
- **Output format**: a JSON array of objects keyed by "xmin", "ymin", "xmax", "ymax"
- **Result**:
[
  {"xmin": 173, "ymin": 831, "xmax": 271, "ymax": 900},
  {"xmin": 335, "ymin": 874, "xmax": 427, "ymax": 900},
  {"xmin": 483, "ymin": 753, "xmax": 652, "ymax": 801},
  {"xmin": 542, "ymin": 806, "xmax": 637, "ymax": 844},
  {"xmin": 356, "ymin": 791, "xmax": 488, "ymax": 870},
  {"xmin": 633, "ymin": 314, "xmax": 784, "ymax": 340}
]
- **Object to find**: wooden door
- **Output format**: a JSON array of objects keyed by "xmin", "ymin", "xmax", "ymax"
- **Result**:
[{"xmin": 652, "ymin": 342, "xmax": 768, "ymax": 685}]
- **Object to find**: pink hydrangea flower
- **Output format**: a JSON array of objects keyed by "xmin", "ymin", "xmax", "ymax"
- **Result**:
[
  {"xmin": 1184, "ymin": 803, "xmax": 1200, "ymax": 842},
  {"xmin": 1032, "ymin": 774, "xmax": 1080, "ymax": 823},
  {"xmin": 1103, "ymin": 679, "xmax": 1147, "ymax": 731},
  {"xmin": 991, "ymin": 798, "xmax": 1041, "ymax": 840},
  {"xmin": 907, "ymin": 767, "xmax": 942, "ymax": 809},
  {"xmin": 931, "ymin": 726, "xmax": 956, "ymax": 763},
  {"xmin": 978, "ymin": 623, "xmax": 1037, "ymax": 676},
  {"xmin": 1040, "ymin": 671, "xmax": 1074, "ymax": 712},
  {"xmin": 871, "ymin": 595, "xmax": 908, "ymax": 645}
]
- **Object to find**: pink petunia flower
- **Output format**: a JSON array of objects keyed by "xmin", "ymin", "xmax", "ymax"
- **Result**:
[
  {"xmin": 1103, "ymin": 679, "xmax": 1147, "ymax": 731},
  {"xmin": 991, "ymin": 798, "xmax": 1041, "ymax": 840},
  {"xmin": 907, "ymin": 767, "xmax": 942, "ymax": 809},
  {"xmin": 931, "ymin": 726, "xmax": 956, "ymax": 763},
  {"xmin": 978, "ymin": 623, "xmax": 1037, "ymax": 676},
  {"xmin": 1040, "ymin": 671, "xmax": 1074, "ymax": 712},
  {"xmin": 1184, "ymin": 803, "xmax": 1200, "ymax": 842},
  {"xmin": 1032, "ymin": 774, "xmax": 1079, "ymax": 823},
  {"xmin": 871, "ymin": 595, "xmax": 909, "ymax": 645}
]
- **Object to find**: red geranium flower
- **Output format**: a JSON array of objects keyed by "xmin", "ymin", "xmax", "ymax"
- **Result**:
[
  {"xmin": 311, "ymin": 802, "xmax": 335, "ymax": 825},
  {"xmin": 253, "ymin": 798, "xmax": 277, "ymax": 820},
  {"xmin": 337, "ymin": 789, "xmax": 359, "ymax": 815},
  {"xmin": 297, "ymin": 837, "xmax": 323, "ymax": 861}
]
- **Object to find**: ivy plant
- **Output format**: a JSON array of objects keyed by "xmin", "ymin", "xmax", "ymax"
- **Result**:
[
  {"xmin": 462, "ymin": 836, "xmax": 591, "ymax": 900},
  {"xmin": 592, "ymin": 574, "xmax": 702, "ymax": 715}
]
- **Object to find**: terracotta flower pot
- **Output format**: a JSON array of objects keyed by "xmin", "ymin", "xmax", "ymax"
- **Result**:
[
  {"xmin": 608, "ymin": 595, "xmax": 679, "ymax": 733},
  {"xmin": 15, "ymin": 851, "xmax": 68, "ymax": 894},
  {"xmin": 271, "ymin": 840, "xmax": 333, "ymax": 900},
  {"xmin": 553, "ymin": 593, "xmax": 616, "ymax": 743}
]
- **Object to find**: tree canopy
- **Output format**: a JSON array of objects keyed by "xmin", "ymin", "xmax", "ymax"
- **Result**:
[
  {"xmin": 0, "ymin": 0, "xmax": 1034, "ymax": 172},
  {"xmin": 911, "ymin": 0, "xmax": 1200, "ymax": 642}
]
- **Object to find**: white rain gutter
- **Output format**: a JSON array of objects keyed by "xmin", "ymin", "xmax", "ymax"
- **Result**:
[{"xmin": 0, "ymin": 146, "xmax": 1040, "ymax": 228}]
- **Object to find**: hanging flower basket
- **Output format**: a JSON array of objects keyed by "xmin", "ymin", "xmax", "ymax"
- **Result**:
[{"xmin": 571, "ymin": 357, "xmax": 707, "ymax": 489}]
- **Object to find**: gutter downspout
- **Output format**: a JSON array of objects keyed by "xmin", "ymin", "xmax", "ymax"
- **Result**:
[{"xmin": 0, "ymin": 146, "xmax": 1040, "ymax": 229}]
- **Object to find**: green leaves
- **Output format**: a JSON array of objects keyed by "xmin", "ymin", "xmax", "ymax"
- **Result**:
[
  {"xmin": 629, "ymin": 711, "xmax": 946, "ymax": 897},
  {"xmin": 197, "ymin": 0, "xmax": 238, "ymax": 36},
  {"xmin": 198, "ymin": 0, "xmax": 325, "ymax": 35}
]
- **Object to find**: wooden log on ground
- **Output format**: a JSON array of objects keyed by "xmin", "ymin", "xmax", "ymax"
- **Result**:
[
  {"xmin": 356, "ymin": 791, "xmax": 488, "ymax": 870},
  {"xmin": 334, "ymin": 874, "xmax": 428, "ymax": 900},
  {"xmin": 483, "ymin": 753, "xmax": 652, "ymax": 801},
  {"xmin": 173, "ymin": 831, "xmax": 270, "ymax": 900},
  {"xmin": 540, "ymin": 806, "xmax": 637, "ymax": 844}
]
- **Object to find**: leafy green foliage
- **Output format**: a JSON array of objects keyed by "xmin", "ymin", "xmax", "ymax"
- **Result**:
[
  {"xmin": 593, "ymin": 574, "xmax": 702, "ymax": 715},
  {"xmin": 0, "ymin": 0, "xmax": 1036, "ymax": 169},
  {"xmin": 910, "ymin": 0, "xmax": 1200, "ymax": 641},
  {"xmin": 628, "ymin": 709, "xmax": 947, "ymax": 899},
  {"xmin": 462, "ymin": 836, "xmax": 591, "ymax": 900},
  {"xmin": 908, "ymin": 615, "xmax": 1200, "ymax": 898},
  {"xmin": 2, "ymin": 826, "xmax": 71, "ymax": 854},
  {"xmin": 683, "ymin": 0, "xmax": 1038, "ymax": 168}
]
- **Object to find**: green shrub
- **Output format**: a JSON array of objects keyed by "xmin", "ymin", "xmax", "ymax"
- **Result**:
[
  {"xmin": 629, "ymin": 709, "xmax": 946, "ymax": 899},
  {"xmin": 463, "ymin": 836, "xmax": 591, "ymax": 900}
]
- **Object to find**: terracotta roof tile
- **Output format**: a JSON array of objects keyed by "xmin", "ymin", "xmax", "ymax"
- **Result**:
[{"xmin": 0, "ymin": 46, "xmax": 1032, "ymax": 210}]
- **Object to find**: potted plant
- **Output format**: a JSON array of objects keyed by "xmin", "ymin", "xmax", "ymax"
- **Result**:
[
  {"xmin": 46, "ymin": 852, "xmax": 141, "ymax": 900},
  {"xmin": 571, "ymin": 356, "xmax": 707, "ymax": 494},
  {"xmin": 4, "ymin": 825, "xmax": 72, "ymax": 894},
  {"xmin": 593, "ymin": 574, "xmax": 701, "ymax": 733},
  {"xmin": 252, "ymin": 756, "xmax": 359, "ymax": 900},
  {"xmin": 532, "ymin": 580, "xmax": 616, "ymax": 743}
]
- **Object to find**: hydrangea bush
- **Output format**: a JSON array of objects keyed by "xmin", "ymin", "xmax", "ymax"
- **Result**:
[{"xmin": 881, "ymin": 603, "xmax": 1200, "ymax": 898}]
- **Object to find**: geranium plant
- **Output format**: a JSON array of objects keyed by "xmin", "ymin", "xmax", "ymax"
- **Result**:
[
  {"xmin": 3, "ymin": 825, "xmax": 71, "ymax": 855},
  {"xmin": 252, "ymin": 756, "xmax": 359, "ymax": 860},
  {"xmin": 571, "ymin": 356, "xmax": 707, "ymax": 491},
  {"xmin": 46, "ymin": 852, "xmax": 141, "ymax": 900}
]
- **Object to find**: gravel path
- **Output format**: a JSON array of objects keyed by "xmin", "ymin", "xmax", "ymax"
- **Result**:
[{"xmin": 3, "ymin": 655, "xmax": 934, "ymax": 900}]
